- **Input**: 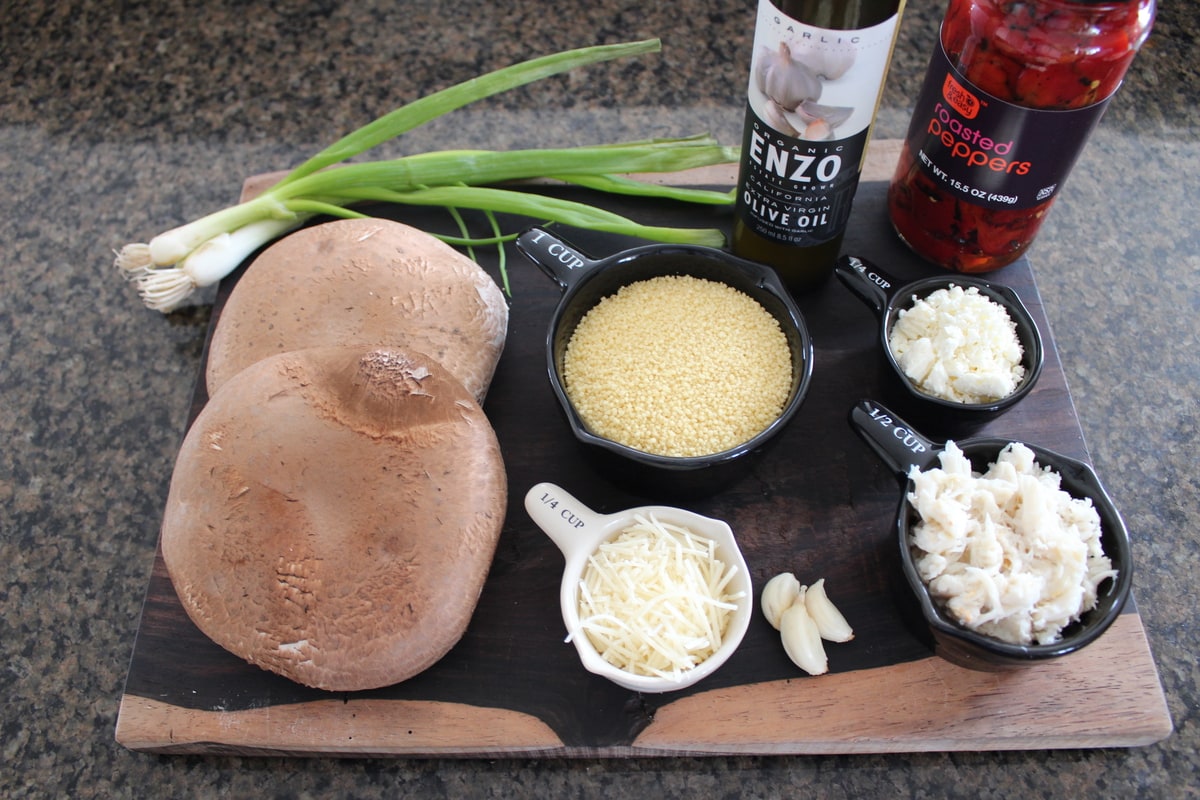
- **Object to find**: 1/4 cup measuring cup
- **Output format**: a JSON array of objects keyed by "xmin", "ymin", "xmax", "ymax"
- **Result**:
[{"xmin": 524, "ymin": 481, "xmax": 753, "ymax": 692}]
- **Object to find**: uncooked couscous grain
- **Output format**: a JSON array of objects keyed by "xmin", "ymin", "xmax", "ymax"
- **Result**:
[{"xmin": 562, "ymin": 275, "xmax": 793, "ymax": 457}]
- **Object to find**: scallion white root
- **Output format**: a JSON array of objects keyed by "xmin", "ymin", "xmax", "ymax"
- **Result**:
[
  {"xmin": 122, "ymin": 217, "xmax": 308, "ymax": 312},
  {"xmin": 114, "ymin": 39, "xmax": 739, "ymax": 312}
]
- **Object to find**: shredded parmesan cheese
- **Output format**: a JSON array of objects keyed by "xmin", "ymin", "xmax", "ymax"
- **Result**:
[
  {"xmin": 573, "ymin": 514, "xmax": 744, "ymax": 680},
  {"xmin": 888, "ymin": 284, "xmax": 1025, "ymax": 404},
  {"xmin": 907, "ymin": 441, "xmax": 1116, "ymax": 646}
]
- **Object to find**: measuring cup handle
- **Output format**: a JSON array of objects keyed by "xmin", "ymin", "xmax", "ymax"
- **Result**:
[
  {"xmin": 524, "ymin": 482, "xmax": 607, "ymax": 558},
  {"xmin": 834, "ymin": 255, "xmax": 899, "ymax": 319},
  {"xmin": 515, "ymin": 228, "xmax": 601, "ymax": 291},
  {"xmin": 847, "ymin": 399, "xmax": 941, "ymax": 479}
]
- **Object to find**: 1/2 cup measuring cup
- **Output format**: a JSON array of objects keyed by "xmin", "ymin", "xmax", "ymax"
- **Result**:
[{"xmin": 847, "ymin": 398, "xmax": 1132, "ymax": 670}]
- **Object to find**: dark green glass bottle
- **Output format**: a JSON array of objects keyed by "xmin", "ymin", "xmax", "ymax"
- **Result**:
[{"xmin": 733, "ymin": 0, "xmax": 905, "ymax": 292}]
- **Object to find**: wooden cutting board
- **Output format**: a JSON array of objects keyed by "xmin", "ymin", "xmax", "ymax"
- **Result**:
[{"xmin": 115, "ymin": 140, "xmax": 1172, "ymax": 757}]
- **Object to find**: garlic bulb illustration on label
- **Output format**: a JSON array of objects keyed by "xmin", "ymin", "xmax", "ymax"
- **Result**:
[{"xmin": 734, "ymin": 0, "xmax": 904, "ymax": 291}]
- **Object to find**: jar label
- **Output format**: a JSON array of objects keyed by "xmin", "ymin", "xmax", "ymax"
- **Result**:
[
  {"xmin": 735, "ymin": 0, "xmax": 901, "ymax": 246},
  {"xmin": 902, "ymin": 41, "xmax": 1112, "ymax": 211}
]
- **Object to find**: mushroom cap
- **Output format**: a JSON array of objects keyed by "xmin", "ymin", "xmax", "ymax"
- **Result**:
[
  {"xmin": 162, "ymin": 345, "xmax": 507, "ymax": 691},
  {"xmin": 205, "ymin": 218, "xmax": 509, "ymax": 404}
]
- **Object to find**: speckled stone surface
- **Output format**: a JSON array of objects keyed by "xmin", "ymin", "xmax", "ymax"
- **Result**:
[{"xmin": 1, "ymin": 0, "xmax": 1196, "ymax": 796}]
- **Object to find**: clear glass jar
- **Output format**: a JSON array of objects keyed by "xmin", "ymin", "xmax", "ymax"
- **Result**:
[{"xmin": 888, "ymin": 0, "xmax": 1156, "ymax": 272}]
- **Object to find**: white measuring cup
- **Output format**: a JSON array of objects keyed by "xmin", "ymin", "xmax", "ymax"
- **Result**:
[{"xmin": 524, "ymin": 482, "xmax": 754, "ymax": 693}]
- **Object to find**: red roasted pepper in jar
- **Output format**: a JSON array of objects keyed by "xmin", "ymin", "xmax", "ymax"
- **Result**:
[{"xmin": 888, "ymin": 0, "xmax": 1155, "ymax": 272}]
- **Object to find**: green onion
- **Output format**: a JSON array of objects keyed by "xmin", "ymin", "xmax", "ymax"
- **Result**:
[
  {"xmin": 276, "ymin": 39, "xmax": 663, "ymax": 187},
  {"xmin": 335, "ymin": 184, "xmax": 729, "ymax": 247},
  {"xmin": 115, "ymin": 39, "xmax": 738, "ymax": 312}
]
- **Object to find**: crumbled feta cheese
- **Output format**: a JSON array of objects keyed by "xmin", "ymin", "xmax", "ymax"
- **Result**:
[{"xmin": 888, "ymin": 284, "xmax": 1025, "ymax": 404}]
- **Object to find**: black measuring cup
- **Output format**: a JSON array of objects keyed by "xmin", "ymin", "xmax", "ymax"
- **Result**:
[
  {"xmin": 848, "ymin": 398, "xmax": 1132, "ymax": 670},
  {"xmin": 836, "ymin": 254, "xmax": 1044, "ymax": 429},
  {"xmin": 515, "ymin": 227, "xmax": 814, "ymax": 498}
]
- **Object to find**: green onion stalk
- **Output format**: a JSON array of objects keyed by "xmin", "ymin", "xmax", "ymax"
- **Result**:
[{"xmin": 114, "ymin": 39, "xmax": 738, "ymax": 312}]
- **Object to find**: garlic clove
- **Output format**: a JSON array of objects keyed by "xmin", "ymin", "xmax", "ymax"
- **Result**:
[
  {"xmin": 792, "ymin": 46, "xmax": 857, "ymax": 82},
  {"xmin": 763, "ymin": 100, "xmax": 800, "ymax": 137},
  {"xmin": 755, "ymin": 42, "xmax": 822, "ymax": 111},
  {"xmin": 802, "ymin": 119, "xmax": 834, "ymax": 141},
  {"xmin": 779, "ymin": 596, "xmax": 828, "ymax": 676},
  {"xmin": 793, "ymin": 100, "xmax": 855, "ymax": 129},
  {"xmin": 760, "ymin": 572, "xmax": 802, "ymax": 630},
  {"xmin": 804, "ymin": 578, "xmax": 855, "ymax": 643}
]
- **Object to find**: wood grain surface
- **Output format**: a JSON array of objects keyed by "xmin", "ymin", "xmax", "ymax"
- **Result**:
[{"xmin": 115, "ymin": 141, "xmax": 1172, "ymax": 757}]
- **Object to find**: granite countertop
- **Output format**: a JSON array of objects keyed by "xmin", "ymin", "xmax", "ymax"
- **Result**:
[{"xmin": 2, "ymin": 0, "xmax": 1196, "ymax": 796}]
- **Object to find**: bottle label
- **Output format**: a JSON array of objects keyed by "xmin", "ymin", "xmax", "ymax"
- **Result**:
[
  {"xmin": 736, "ymin": 0, "xmax": 900, "ymax": 247},
  {"xmin": 902, "ymin": 40, "xmax": 1112, "ymax": 211}
]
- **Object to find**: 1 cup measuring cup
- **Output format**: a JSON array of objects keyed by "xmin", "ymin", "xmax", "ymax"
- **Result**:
[{"xmin": 516, "ymin": 227, "xmax": 814, "ymax": 498}]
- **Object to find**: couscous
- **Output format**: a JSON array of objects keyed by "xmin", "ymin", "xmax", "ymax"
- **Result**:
[{"xmin": 562, "ymin": 274, "xmax": 793, "ymax": 457}]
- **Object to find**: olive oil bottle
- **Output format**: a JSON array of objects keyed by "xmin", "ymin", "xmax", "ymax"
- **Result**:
[{"xmin": 733, "ymin": 0, "xmax": 905, "ymax": 292}]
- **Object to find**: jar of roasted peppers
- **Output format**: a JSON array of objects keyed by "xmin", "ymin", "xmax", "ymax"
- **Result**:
[{"xmin": 888, "ymin": 0, "xmax": 1155, "ymax": 272}]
